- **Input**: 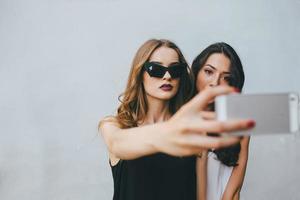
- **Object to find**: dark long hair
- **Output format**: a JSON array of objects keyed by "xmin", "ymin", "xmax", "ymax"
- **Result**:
[{"xmin": 191, "ymin": 42, "xmax": 245, "ymax": 166}]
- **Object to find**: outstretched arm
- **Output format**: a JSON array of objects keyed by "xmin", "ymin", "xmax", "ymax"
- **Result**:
[{"xmin": 99, "ymin": 86, "xmax": 255, "ymax": 161}]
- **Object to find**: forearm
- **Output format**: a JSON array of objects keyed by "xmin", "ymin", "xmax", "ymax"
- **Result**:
[
  {"xmin": 196, "ymin": 151, "xmax": 208, "ymax": 200},
  {"xmin": 233, "ymin": 191, "xmax": 240, "ymax": 200},
  {"xmin": 222, "ymin": 188, "xmax": 240, "ymax": 200}
]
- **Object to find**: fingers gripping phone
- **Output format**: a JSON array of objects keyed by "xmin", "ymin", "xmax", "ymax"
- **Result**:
[{"xmin": 215, "ymin": 93, "xmax": 299, "ymax": 136}]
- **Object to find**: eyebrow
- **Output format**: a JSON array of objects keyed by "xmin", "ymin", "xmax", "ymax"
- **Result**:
[
  {"xmin": 169, "ymin": 61, "xmax": 180, "ymax": 65},
  {"xmin": 204, "ymin": 64, "xmax": 231, "ymax": 74}
]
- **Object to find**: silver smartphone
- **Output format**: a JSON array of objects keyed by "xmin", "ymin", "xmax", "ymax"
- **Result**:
[{"xmin": 215, "ymin": 93, "xmax": 299, "ymax": 136}]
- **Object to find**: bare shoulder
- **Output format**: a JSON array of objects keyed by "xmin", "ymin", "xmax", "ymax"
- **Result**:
[
  {"xmin": 98, "ymin": 116, "xmax": 121, "ymax": 166},
  {"xmin": 241, "ymin": 136, "xmax": 250, "ymax": 146},
  {"xmin": 99, "ymin": 116, "xmax": 120, "ymax": 129},
  {"xmin": 98, "ymin": 116, "xmax": 121, "ymax": 135},
  {"xmin": 239, "ymin": 136, "xmax": 250, "ymax": 157}
]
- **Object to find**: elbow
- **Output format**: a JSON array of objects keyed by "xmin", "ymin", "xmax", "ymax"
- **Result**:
[
  {"xmin": 108, "ymin": 137, "xmax": 121, "ymax": 157},
  {"xmin": 100, "ymin": 129, "xmax": 121, "ymax": 158},
  {"xmin": 222, "ymin": 189, "xmax": 241, "ymax": 200},
  {"xmin": 108, "ymin": 136, "xmax": 129, "ymax": 159},
  {"xmin": 99, "ymin": 120, "xmax": 126, "ymax": 159}
]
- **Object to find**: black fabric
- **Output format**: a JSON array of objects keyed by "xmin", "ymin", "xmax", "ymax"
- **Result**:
[{"xmin": 111, "ymin": 153, "xmax": 196, "ymax": 200}]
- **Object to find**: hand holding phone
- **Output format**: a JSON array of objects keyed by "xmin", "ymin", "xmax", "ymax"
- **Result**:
[{"xmin": 215, "ymin": 93, "xmax": 299, "ymax": 136}]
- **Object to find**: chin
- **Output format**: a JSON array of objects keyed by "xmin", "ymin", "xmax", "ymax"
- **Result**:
[
  {"xmin": 159, "ymin": 95, "xmax": 175, "ymax": 101},
  {"xmin": 156, "ymin": 93, "xmax": 177, "ymax": 101}
]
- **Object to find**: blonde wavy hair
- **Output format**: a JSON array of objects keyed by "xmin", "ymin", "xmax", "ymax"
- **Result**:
[{"xmin": 101, "ymin": 39, "xmax": 193, "ymax": 129}]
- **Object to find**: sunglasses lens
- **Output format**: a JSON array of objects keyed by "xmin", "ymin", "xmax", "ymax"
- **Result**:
[
  {"xmin": 144, "ymin": 63, "xmax": 166, "ymax": 78},
  {"xmin": 144, "ymin": 62, "xmax": 185, "ymax": 78},
  {"xmin": 168, "ymin": 64, "xmax": 185, "ymax": 78}
]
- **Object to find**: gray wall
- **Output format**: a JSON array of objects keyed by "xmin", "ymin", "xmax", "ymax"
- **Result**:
[{"xmin": 0, "ymin": 0, "xmax": 299, "ymax": 199}]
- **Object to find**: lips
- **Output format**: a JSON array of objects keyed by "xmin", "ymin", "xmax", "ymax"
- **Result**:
[{"xmin": 160, "ymin": 84, "xmax": 173, "ymax": 91}]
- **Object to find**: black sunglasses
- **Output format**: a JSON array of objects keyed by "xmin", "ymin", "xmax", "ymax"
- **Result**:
[{"xmin": 143, "ymin": 62, "xmax": 186, "ymax": 78}]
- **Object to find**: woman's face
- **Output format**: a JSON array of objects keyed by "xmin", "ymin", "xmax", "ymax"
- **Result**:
[
  {"xmin": 196, "ymin": 53, "xmax": 232, "ymax": 92},
  {"xmin": 143, "ymin": 46, "xmax": 180, "ymax": 101}
]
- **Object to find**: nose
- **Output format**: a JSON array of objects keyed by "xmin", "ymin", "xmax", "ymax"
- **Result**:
[
  {"xmin": 209, "ymin": 75, "xmax": 220, "ymax": 87},
  {"xmin": 162, "ymin": 71, "xmax": 172, "ymax": 80}
]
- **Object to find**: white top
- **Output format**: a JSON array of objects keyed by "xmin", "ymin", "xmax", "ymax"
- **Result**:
[{"xmin": 206, "ymin": 151, "xmax": 233, "ymax": 200}]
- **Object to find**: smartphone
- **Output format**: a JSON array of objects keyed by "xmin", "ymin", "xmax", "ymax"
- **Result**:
[{"xmin": 215, "ymin": 93, "xmax": 299, "ymax": 136}]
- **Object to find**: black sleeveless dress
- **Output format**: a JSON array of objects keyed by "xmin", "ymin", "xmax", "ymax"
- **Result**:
[{"xmin": 111, "ymin": 153, "xmax": 196, "ymax": 200}]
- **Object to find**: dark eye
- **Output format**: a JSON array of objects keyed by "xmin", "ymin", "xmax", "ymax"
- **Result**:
[
  {"xmin": 204, "ymin": 69, "xmax": 213, "ymax": 76},
  {"xmin": 223, "ymin": 76, "xmax": 233, "ymax": 83}
]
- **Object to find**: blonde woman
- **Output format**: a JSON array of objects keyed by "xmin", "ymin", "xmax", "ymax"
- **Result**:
[{"xmin": 99, "ymin": 39, "xmax": 255, "ymax": 200}]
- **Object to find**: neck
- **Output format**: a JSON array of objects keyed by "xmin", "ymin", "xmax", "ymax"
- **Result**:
[{"xmin": 142, "ymin": 95, "xmax": 171, "ymax": 125}]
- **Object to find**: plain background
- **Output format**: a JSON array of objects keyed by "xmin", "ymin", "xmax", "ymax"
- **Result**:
[{"xmin": 1, "ymin": 0, "xmax": 300, "ymax": 199}]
